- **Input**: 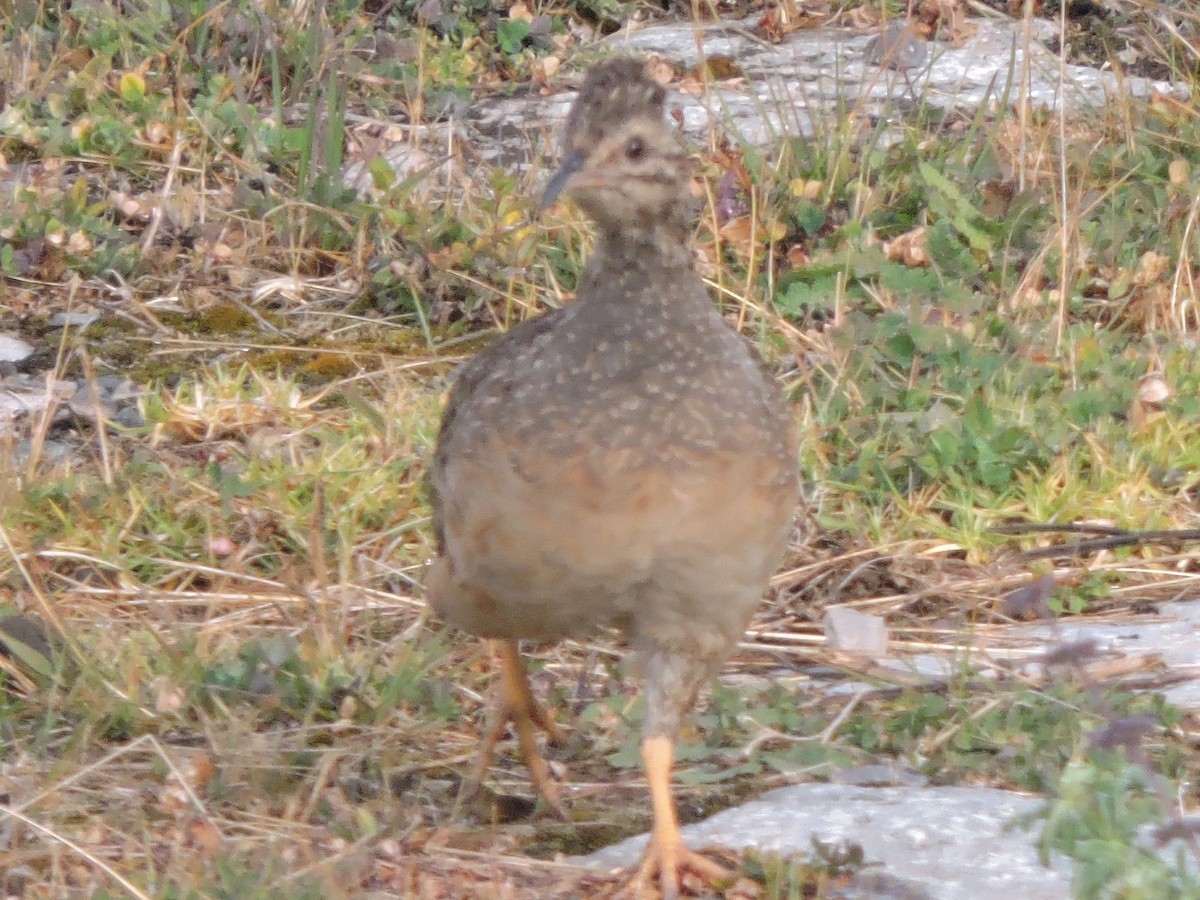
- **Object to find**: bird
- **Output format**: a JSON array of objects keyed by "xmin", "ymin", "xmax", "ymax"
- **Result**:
[{"xmin": 426, "ymin": 56, "xmax": 798, "ymax": 898}]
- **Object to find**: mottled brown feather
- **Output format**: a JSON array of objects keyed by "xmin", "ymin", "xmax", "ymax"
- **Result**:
[{"xmin": 428, "ymin": 53, "xmax": 797, "ymax": 753}]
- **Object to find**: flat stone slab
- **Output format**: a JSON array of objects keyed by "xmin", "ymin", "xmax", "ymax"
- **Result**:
[
  {"xmin": 581, "ymin": 783, "xmax": 1070, "ymax": 898},
  {"xmin": 1030, "ymin": 600, "xmax": 1200, "ymax": 709},
  {"xmin": 350, "ymin": 17, "xmax": 1188, "ymax": 195},
  {"xmin": 465, "ymin": 18, "xmax": 1186, "ymax": 171},
  {"xmin": 789, "ymin": 598, "xmax": 1200, "ymax": 711},
  {"xmin": 580, "ymin": 592, "xmax": 1200, "ymax": 895}
]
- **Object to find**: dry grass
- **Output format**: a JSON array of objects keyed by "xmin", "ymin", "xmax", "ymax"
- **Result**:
[{"xmin": 3, "ymin": 0, "xmax": 1200, "ymax": 895}]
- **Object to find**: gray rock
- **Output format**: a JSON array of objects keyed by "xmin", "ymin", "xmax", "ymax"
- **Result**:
[
  {"xmin": 11, "ymin": 439, "xmax": 72, "ymax": 466},
  {"xmin": 67, "ymin": 383, "xmax": 110, "ymax": 422},
  {"xmin": 96, "ymin": 374, "xmax": 125, "ymax": 392},
  {"xmin": 843, "ymin": 871, "xmax": 936, "ymax": 899},
  {"xmin": 1024, "ymin": 600, "xmax": 1200, "ymax": 709},
  {"xmin": 581, "ymin": 783, "xmax": 1069, "ymax": 899},
  {"xmin": 864, "ymin": 21, "xmax": 928, "ymax": 71},
  {"xmin": 0, "ymin": 376, "xmax": 75, "ymax": 436},
  {"xmin": 460, "ymin": 18, "xmax": 1187, "ymax": 174},
  {"xmin": 67, "ymin": 378, "xmax": 141, "ymax": 424},
  {"xmin": 0, "ymin": 334, "xmax": 33, "ymax": 364},
  {"xmin": 347, "ymin": 18, "xmax": 1187, "ymax": 198},
  {"xmin": 97, "ymin": 377, "xmax": 138, "ymax": 403},
  {"xmin": 807, "ymin": 599, "xmax": 1200, "ymax": 711},
  {"xmin": 113, "ymin": 405, "xmax": 145, "ymax": 428},
  {"xmin": 47, "ymin": 311, "xmax": 100, "ymax": 328},
  {"xmin": 831, "ymin": 763, "xmax": 927, "ymax": 788}
]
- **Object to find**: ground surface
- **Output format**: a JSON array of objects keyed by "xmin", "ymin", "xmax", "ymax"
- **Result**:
[{"xmin": 3, "ymin": 0, "xmax": 1200, "ymax": 896}]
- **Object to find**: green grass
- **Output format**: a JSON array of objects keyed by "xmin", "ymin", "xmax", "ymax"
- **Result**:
[{"xmin": 3, "ymin": 0, "xmax": 1200, "ymax": 896}]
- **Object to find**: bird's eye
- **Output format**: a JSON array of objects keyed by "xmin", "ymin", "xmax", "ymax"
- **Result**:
[{"xmin": 625, "ymin": 138, "xmax": 644, "ymax": 160}]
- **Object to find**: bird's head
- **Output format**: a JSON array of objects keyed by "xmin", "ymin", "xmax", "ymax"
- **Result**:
[{"xmin": 541, "ymin": 58, "xmax": 689, "ymax": 235}]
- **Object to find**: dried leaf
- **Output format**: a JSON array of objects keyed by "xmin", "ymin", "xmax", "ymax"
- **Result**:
[
  {"xmin": 716, "ymin": 171, "xmax": 745, "ymax": 225},
  {"xmin": 1001, "ymin": 574, "xmax": 1055, "ymax": 620},
  {"xmin": 532, "ymin": 55, "xmax": 560, "ymax": 86},
  {"xmin": 754, "ymin": 1, "xmax": 829, "ymax": 43},
  {"xmin": 1134, "ymin": 250, "xmax": 1169, "ymax": 285},
  {"xmin": 1042, "ymin": 639, "xmax": 1100, "ymax": 667},
  {"xmin": 719, "ymin": 216, "xmax": 786, "ymax": 257},
  {"xmin": 154, "ymin": 676, "xmax": 187, "ymax": 714},
  {"xmin": 1153, "ymin": 817, "xmax": 1200, "ymax": 846},
  {"xmin": 1088, "ymin": 714, "xmax": 1158, "ymax": 750},
  {"xmin": 1137, "ymin": 373, "xmax": 1171, "ymax": 406},
  {"xmin": 883, "ymin": 226, "xmax": 929, "ymax": 266},
  {"xmin": 187, "ymin": 818, "xmax": 222, "ymax": 855},
  {"xmin": 646, "ymin": 57, "xmax": 676, "ymax": 87},
  {"xmin": 785, "ymin": 243, "xmax": 810, "ymax": 267},
  {"xmin": 789, "ymin": 178, "xmax": 823, "ymax": 200},
  {"xmin": 1131, "ymin": 370, "xmax": 1172, "ymax": 428}
]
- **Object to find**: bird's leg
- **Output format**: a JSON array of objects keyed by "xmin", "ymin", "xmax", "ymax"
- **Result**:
[
  {"xmin": 628, "ymin": 649, "xmax": 732, "ymax": 899},
  {"xmin": 630, "ymin": 735, "xmax": 731, "ymax": 899},
  {"xmin": 461, "ymin": 639, "xmax": 569, "ymax": 819}
]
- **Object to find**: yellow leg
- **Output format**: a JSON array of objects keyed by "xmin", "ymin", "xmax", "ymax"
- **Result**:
[
  {"xmin": 461, "ymin": 640, "xmax": 568, "ymax": 819},
  {"xmin": 630, "ymin": 735, "xmax": 730, "ymax": 899}
]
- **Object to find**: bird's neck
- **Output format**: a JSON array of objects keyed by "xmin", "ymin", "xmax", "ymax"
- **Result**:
[
  {"xmin": 576, "ymin": 220, "xmax": 711, "ymax": 324},
  {"xmin": 590, "ymin": 220, "xmax": 694, "ymax": 276}
]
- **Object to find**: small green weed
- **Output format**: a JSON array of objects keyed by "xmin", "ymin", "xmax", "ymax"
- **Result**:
[
  {"xmin": 3, "ymin": 1, "xmax": 1200, "ymax": 895},
  {"xmin": 1041, "ymin": 751, "xmax": 1200, "ymax": 899}
]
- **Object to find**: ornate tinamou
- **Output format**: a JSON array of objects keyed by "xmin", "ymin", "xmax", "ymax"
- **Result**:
[{"xmin": 427, "ymin": 57, "xmax": 797, "ymax": 897}]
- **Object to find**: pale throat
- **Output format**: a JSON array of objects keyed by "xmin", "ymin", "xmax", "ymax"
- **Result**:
[{"xmin": 590, "ymin": 215, "xmax": 694, "ymax": 274}]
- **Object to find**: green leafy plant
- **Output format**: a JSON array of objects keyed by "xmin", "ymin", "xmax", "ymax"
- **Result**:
[{"xmin": 1041, "ymin": 752, "xmax": 1200, "ymax": 899}]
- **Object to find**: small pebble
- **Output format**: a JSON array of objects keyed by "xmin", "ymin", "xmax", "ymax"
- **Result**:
[
  {"xmin": 12, "ymin": 439, "xmax": 73, "ymax": 466},
  {"xmin": 47, "ymin": 311, "xmax": 100, "ymax": 328},
  {"xmin": 113, "ymin": 405, "xmax": 145, "ymax": 428},
  {"xmin": 0, "ymin": 333, "xmax": 34, "ymax": 363}
]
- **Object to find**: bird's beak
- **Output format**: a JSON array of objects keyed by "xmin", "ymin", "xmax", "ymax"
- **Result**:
[{"xmin": 540, "ymin": 149, "xmax": 586, "ymax": 210}]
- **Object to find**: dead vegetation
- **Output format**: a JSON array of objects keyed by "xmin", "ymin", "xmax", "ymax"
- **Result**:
[{"xmin": 3, "ymin": 0, "xmax": 1200, "ymax": 895}]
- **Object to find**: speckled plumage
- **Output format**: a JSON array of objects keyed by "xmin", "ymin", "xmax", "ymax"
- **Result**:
[{"xmin": 426, "ymin": 56, "xmax": 798, "ymax": 896}]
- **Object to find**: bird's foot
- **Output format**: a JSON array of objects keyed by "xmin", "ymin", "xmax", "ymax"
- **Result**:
[
  {"xmin": 627, "ymin": 837, "xmax": 731, "ymax": 899},
  {"xmin": 459, "ymin": 640, "xmax": 569, "ymax": 820}
]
